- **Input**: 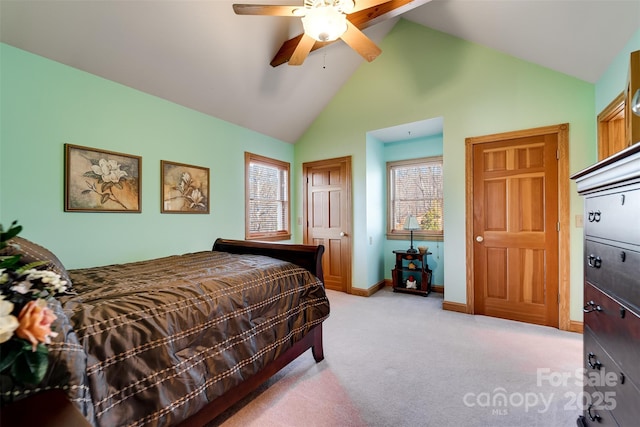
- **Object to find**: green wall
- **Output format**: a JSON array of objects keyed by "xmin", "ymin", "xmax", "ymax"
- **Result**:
[
  {"xmin": 365, "ymin": 133, "xmax": 386, "ymax": 288},
  {"xmin": 0, "ymin": 43, "xmax": 294, "ymax": 269},
  {"xmin": 295, "ymin": 20, "xmax": 596, "ymax": 321}
]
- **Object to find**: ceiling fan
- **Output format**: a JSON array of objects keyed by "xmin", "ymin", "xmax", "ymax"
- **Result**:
[{"xmin": 233, "ymin": 0, "xmax": 419, "ymax": 66}]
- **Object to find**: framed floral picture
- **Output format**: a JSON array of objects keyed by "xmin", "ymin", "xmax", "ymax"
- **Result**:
[
  {"xmin": 161, "ymin": 160, "xmax": 210, "ymax": 214},
  {"xmin": 65, "ymin": 144, "xmax": 142, "ymax": 213}
]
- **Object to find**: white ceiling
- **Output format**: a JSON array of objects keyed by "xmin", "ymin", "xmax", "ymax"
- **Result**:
[{"xmin": 1, "ymin": 0, "xmax": 639, "ymax": 143}]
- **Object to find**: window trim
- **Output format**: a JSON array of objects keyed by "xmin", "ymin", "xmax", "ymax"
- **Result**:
[
  {"xmin": 386, "ymin": 156, "xmax": 444, "ymax": 241},
  {"xmin": 245, "ymin": 152, "xmax": 291, "ymax": 241}
]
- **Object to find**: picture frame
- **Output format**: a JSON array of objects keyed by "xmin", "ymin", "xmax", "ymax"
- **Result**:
[
  {"xmin": 65, "ymin": 144, "xmax": 142, "ymax": 213},
  {"xmin": 161, "ymin": 160, "xmax": 210, "ymax": 214}
]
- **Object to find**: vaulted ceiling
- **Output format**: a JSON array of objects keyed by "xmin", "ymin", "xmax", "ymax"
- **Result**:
[{"xmin": 1, "ymin": 0, "xmax": 638, "ymax": 143}]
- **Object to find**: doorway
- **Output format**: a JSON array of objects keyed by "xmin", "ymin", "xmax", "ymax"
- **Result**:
[
  {"xmin": 465, "ymin": 124, "xmax": 570, "ymax": 329},
  {"xmin": 303, "ymin": 156, "xmax": 353, "ymax": 293}
]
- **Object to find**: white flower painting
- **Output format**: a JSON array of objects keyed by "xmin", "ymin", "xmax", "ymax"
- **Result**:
[
  {"xmin": 161, "ymin": 161, "xmax": 209, "ymax": 214},
  {"xmin": 65, "ymin": 144, "xmax": 141, "ymax": 212}
]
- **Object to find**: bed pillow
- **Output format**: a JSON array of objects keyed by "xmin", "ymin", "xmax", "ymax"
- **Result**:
[{"xmin": 1, "ymin": 236, "xmax": 73, "ymax": 287}]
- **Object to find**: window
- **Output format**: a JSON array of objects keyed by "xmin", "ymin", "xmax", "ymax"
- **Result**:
[
  {"xmin": 387, "ymin": 156, "xmax": 443, "ymax": 240},
  {"xmin": 245, "ymin": 152, "xmax": 291, "ymax": 241}
]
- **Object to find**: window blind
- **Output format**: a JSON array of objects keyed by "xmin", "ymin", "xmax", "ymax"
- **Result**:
[
  {"xmin": 248, "ymin": 162, "xmax": 288, "ymax": 233},
  {"xmin": 389, "ymin": 158, "xmax": 443, "ymax": 232}
]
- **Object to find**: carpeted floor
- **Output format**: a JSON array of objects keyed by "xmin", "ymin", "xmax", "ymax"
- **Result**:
[{"xmin": 211, "ymin": 287, "xmax": 583, "ymax": 427}]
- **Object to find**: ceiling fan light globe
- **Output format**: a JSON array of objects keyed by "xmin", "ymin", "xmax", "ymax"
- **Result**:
[
  {"xmin": 301, "ymin": 6, "xmax": 347, "ymax": 42},
  {"xmin": 339, "ymin": 0, "xmax": 355, "ymax": 13}
]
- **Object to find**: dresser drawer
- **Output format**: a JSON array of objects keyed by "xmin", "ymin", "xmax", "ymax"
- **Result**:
[
  {"xmin": 584, "ymin": 239, "xmax": 640, "ymax": 311},
  {"xmin": 584, "ymin": 283, "xmax": 640, "ymax": 387},
  {"xmin": 579, "ymin": 385, "xmax": 620, "ymax": 426},
  {"xmin": 584, "ymin": 188, "xmax": 640, "ymax": 245},
  {"xmin": 584, "ymin": 327, "xmax": 640, "ymax": 427},
  {"xmin": 579, "ymin": 385, "xmax": 619, "ymax": 427}
]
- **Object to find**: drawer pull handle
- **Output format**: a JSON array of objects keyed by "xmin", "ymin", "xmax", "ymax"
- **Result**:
[
  {"xmin": 587, "ymin": 255, "xmax": 602, "ymax": 268},
  {"xmin": 587, "ymin": 352, "xmax": 602, "ymax": 370},
  {"xmin": 588, "ymin": 210, "xmax": 602, "ymax": 222},
  {"xmin": 620, "ymin": 307, "xmax": 626, "ymax": 319},
  {"xmin": 620, "ymin": 251, "xmax": 626, "ymax": 262},
  {"xmin": 621, "ymin": 194, "xmax": 625, "ymax": 205},
  {"xmin": 587, "ymin": 404, "xmax": 601, "ymax": 422},
  {"xmin": 583, "ymin": 301, "xmax": 602, "ymax": 313}
]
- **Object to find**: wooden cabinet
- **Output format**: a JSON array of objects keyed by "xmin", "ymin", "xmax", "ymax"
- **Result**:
[
  {"xmin": 391, "ymin": 250, "xmax": 431, "ymax": 296},
  {"xmin": 572, "ymin": 143, "xmax": 640, "ymax": 427}
]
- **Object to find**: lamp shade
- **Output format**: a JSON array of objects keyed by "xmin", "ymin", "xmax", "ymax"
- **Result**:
[{"xmin": 403, "ymin": 215, "xmax": 420, "ymax": 231}]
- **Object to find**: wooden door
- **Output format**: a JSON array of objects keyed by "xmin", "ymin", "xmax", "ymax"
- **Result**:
[
  {"xmin": 598, "ymin": 92, "xmax": 626, "ymax": 161},
  {"xmin": 471, "ymin": 133, "xmax": 559, "ymax": 327},
  {"xmin": 303, "ymin": 157, "xmax": 352, "ymax": 293}
]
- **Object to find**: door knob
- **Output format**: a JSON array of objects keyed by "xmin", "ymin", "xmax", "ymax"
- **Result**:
[
  {"xmin": 340, "ymin": 232, "xmax": 345, "ymax": 237},
  {"xmin": 476, "ymin": 236, "xmax": 484, "ymax": 242}
]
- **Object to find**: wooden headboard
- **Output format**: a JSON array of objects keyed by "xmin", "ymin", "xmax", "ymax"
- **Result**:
[{"xmin": 212, "ymin": 238, "xmax": 325, "ymax": 283}]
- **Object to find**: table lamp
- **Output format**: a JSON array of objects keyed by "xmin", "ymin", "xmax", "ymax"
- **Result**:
[{"xmin": 403, "ymin": 214, "xmax": 420, "ymax": 254}]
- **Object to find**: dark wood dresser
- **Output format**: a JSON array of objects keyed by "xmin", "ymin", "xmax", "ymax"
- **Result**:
[{"xmin": 572, "ymin": 143, "xmax": 640, "ymax": 427}]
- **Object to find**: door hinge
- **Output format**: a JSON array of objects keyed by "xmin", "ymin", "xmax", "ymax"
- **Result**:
[
  {"xmin": 558, "ymin": 293, "xmax": 560, "ymax": 304},
  {"xmin": 556, "ymin": 222, "xmax": 560, "ymax": 232},
  {"xmin": 556, "ymin": 149, "xmax": 560, "ymax": 160}
]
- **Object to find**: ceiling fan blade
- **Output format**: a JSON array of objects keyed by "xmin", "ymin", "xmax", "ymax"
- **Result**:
[
  {"xmin": 233, "ymin": 4, "xmax": 301, "ymax": 16},
  {"xmin": 271, "ymin": 35, "xmax": 331, "ymax": 67},
  {"xmin": 347, "ymin": 0, "xmax": 430, "ymax": 27},
  {"xmin": 270, "ymin": 0, "xmax": 428, "ymax": 67},
  {"xmin": 350, "ymin": 0, "xmax": 392, "ymax": 13},
  {"xmin": 340, "ymin": 21, "xmax": 381, "ymax": 62},
  {"xmin": 289, "ymin": 33, "xmax": 317, "ymax": 66}
]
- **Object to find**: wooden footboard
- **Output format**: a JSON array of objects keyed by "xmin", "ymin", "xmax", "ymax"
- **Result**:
[
  {"xmin": 177, "ymin": 324, "xmax": 324, "ymax": 427},
  {"xmin": 212, "ymin": 238, "xmax": 325, "ymax": 283}
]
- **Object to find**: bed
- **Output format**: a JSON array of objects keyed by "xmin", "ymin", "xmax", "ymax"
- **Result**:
[{"xmin": 1, "ymin": 237, "xmax": 330, "ymax": 427}]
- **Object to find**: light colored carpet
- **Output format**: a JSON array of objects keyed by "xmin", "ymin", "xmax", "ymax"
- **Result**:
[{"xmin": 213, "ymin": 287, "xmax": 583, "ymax": 427}]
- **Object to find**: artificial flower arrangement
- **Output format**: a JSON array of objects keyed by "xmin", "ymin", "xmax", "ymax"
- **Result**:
[{"xmin": 0, "ymin": 221, "xmax": 68, "ymax": 388}]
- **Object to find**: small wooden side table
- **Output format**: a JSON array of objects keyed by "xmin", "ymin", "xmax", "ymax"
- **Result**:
[{"xmin": 391, "ymin": 250, "xmax": 432, "ymax": 296}]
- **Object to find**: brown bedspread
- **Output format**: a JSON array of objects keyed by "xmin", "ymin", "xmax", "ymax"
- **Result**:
[{"xmin": 43, "ymin": 250, "xmax": 329, "ymax": 427}]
